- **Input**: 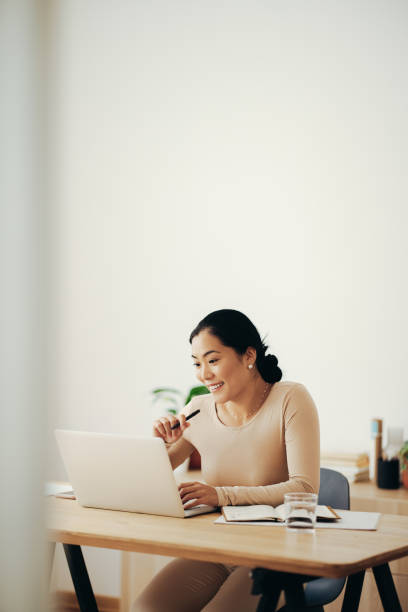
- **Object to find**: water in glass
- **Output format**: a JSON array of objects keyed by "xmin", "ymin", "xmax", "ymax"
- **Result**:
[{"xmin": 284, "ymin": 492, "xmax": 317, "ymax": 532}]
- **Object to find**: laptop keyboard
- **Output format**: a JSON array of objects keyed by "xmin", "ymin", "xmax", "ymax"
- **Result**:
[{"xmin": 183, "ymin": 504, "xmax": 217, "ymax": 518}]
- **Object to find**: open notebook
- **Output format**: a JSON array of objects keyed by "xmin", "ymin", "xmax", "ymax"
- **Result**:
[{"xmin": 222, "ymin": 504, "xmax": 340, "ymax": 523}]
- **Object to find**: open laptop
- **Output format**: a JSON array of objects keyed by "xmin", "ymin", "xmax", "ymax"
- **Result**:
[{"xmin": 54, "ymin": 429, "xmax": 217, "ymax": 518}]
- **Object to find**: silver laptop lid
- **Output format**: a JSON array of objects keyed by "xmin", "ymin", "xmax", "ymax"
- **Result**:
[{"xmin": 55, "ymin": 429, "xmax": 186, "ymax": 517}]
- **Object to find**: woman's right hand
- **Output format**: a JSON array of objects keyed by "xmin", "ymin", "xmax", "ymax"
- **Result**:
[{"xmin": 152, "ymin": 413, "xmax": 189, "ymax": 445}]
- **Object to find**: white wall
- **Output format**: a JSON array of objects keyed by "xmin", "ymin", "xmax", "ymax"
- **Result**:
[{"xmin": 47, "ymin": 0, "xmax": 408, "ymax": 597}]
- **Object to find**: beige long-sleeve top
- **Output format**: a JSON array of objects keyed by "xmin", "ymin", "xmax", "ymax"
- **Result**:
[{"xmin": 178, "ymin": 381, "xmax": 320, "ymax": 507}]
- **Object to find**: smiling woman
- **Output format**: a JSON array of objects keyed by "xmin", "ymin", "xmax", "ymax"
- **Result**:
[{"xmin": 132, "ymin": 309, "xmax": 320, "ymax": 612}]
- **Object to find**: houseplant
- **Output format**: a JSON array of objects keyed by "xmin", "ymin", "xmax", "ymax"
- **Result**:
[
  {"xmin": 151, "ymin": 384, "xmax": 209, "ymax": 469},
  {"xmin": 400, "ymin": 441, "xmax": 408, "ymax": 489},
  {"xmin": 151, "ymin": 387, "xmax": 184, "ymax": 418}
]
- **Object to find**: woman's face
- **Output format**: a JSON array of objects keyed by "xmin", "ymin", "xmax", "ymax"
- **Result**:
[{"xmin": 191, "ymin": 330, "xmax": 253, "ymax": 403}]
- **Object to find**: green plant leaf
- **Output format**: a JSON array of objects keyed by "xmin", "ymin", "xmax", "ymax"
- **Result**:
[
  {"xmin": 151, "ymin": 387, "xmax": 182, "ymax": 395},
  {"xmin": 184, "ymin": 385, "xmax": 210, "ymax": 405},
  {"xmin": 400, "ymin": 441, "xmax": 408, "ymax": 470},
  {"xmin": 152, "ymin": 395, "xmax": 179, "ymax": 407}
]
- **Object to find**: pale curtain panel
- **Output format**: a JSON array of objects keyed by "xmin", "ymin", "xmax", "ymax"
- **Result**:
[{"xmin": 0, "ymin": 0, "xmax": 48, "ymax": 610}]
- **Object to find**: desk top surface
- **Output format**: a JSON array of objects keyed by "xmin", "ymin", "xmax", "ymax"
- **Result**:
[
  {"xmin": 46, "ymin": 497, "xmax": 408, "ymax": 578},
  {"xmin": 350, "ymin": 480, "xmax": 408, "ymax": 500}
]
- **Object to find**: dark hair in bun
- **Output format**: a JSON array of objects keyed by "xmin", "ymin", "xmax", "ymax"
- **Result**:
[{"xmin": 189, "ymin": 309, "xmax": 282, "ymax": 384}]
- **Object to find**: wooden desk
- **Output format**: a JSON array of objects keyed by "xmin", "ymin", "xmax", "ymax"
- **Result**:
[
  {"xmin": 122, "ymin": 478, "xmax": 408, "ymax": 611},
  {"xmin": 47, "ymin": 497, "xmax": 408, "ymax": 611},
  {"xmin": 350, "ymin": 480, "xmax": 408, "ymax": 515}
]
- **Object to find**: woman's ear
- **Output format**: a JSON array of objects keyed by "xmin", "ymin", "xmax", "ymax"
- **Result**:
[{"xmin": 244, "ymin": 346, "xmax": 257, "ymax": 367}]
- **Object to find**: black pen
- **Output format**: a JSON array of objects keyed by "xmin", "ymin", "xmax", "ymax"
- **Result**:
[{"xmin": 170, "ymin": 409, "xmax": 200, "ymax": 430}]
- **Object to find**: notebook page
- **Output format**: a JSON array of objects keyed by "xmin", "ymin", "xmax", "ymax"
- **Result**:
[{"xmin": 222, "ymin": 505, "xmax": 276, "ymax": 521}]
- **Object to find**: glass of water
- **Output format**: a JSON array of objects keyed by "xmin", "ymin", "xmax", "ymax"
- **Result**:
[{"xmin": 284, "ymin": 492, "xmax": 317, "ymax": 532}]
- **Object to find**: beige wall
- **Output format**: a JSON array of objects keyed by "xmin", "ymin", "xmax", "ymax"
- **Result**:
[{"xmin": 47, "ymin": 0, "xmax": 408, "ymax": 597}]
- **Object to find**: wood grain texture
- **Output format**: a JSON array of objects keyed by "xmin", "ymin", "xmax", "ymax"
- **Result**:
[
  {"xmin": 47, "ymin": 497, "xmax": 408, "ymax": 579},
  {"xmin": 350, "ymin": 481, "xmax": 408, "ymax": 516}
]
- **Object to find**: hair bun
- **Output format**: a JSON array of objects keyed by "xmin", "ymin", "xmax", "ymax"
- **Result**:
[
  {"xmin": 263, "ymin": 354, "xmax": 277, "ymax": 367},
  {"xmin": 256, "ymin": 353, "xmax": 282, "ymax": 384}
]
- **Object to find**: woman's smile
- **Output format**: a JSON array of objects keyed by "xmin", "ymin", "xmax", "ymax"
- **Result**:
[{"xmin": 208, "ymin": 382, "xmax": 224, "ymax": 392}]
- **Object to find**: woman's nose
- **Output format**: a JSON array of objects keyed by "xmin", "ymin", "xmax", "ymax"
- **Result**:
[{"xmin": 201, "ymin": 364, "xmax": 213, "ymax": 381}]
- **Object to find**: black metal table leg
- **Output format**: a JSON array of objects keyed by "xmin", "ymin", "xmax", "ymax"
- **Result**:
[
  {"xmin": 256, "ymin": 590, "xmax": 282, "ymax": 612},
  {"xmin": 341, "ymin": 570, "xmax": 365, "ymax": 612},
  {"xmin": 252, "ymin": 568, "xmax": 316, "ymax": 611},
  {"xmin": 283, "ymin": 578, "xmax": 307, "ymax": 611},
  {"xmin": 252, "ymin": 568, "xmax": 282, "ymax": 611},
  {"xmin": 63, "ymin": 544, "xmax": 99, "ymax": 612},
  {"xmin": 372, "ymin": 563, "xmax": 402, "ymax": 612}
]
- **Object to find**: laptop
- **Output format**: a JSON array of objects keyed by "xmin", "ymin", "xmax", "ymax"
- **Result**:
[{"xmin": 54, "ymin": 429, "xmax": 217, "ymax": 518}]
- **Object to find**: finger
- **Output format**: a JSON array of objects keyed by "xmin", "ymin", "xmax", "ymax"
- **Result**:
[
  {"xmin": 181, "ymin": 491, "xmax": 205, "ymax": 504},
  {"xmin": 178, "ymin": 484, "xmax": 200, "ymax": 496},
  {"xmin": 154, "ymin": 417, "xmax": 168, "ymax": 434},
  {"xmin": 168, "ymin": 415, "xmax": 179, "ymax": 430},
  {"xmin": 183, "ymin": 498, "xmax": 203, "ymax": 510},
  {"xmin": 178, "ymin": 481, "xmax": 199, "ymax": 489},
  {"xmin": 180, "ymin": 490, "xmax": 199, "ymax": 502},
  {"xmin": 153, "ymin": 420, "xmax": 166, "ymax": 439},
  {"xmin": 179, "ymin": 484, "xmax": 201, "ymax": 498},
  {"xmin": 152, "ymin": 419, "xmax": 162, "ymax": 433},
  {"xmin": 159, "ymin": 418, "xmax": 172, "ymax": 439},
  {"xmin": 179, "ymin": 414, "xmax": 189, "ymax": 431},
  {"xmin": 171, "ymin": 417, "xmax": 186, "ymax": 440},
  {"xmin": 180, "ymin": 488, "xmax": 205, "ymax": 502}
]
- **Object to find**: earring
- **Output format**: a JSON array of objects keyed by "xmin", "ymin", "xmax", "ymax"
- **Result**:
[{"xmin": 248, "ymin": 364, "xmax": 254, "ymax": 370}]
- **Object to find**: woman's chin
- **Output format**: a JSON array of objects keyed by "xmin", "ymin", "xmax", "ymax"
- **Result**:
[{"xmin": 213, "ymin": 388, "xmax": 229, "ymax": 401}]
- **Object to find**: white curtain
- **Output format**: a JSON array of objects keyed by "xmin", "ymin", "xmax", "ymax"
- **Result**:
[{"xmin": 0, "ymin": 1, "xmax": 48, "ymax": 610}]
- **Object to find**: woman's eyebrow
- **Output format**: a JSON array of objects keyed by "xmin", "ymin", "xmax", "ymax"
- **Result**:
[{"xmin": 191, "ymin": 350, "xmax": 221, "ymax": 359}]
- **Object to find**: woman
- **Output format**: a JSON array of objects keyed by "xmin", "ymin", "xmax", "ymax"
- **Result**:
[{"xmin": 133, "ymin": 309, "xmax": 320, "ymax": 612}]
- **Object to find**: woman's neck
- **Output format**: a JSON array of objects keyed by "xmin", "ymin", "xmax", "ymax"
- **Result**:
[{"xmin": 218, "ymin": 375, "xmax": 270, "ymax": 425}]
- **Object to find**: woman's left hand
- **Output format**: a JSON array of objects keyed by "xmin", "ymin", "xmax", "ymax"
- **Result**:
[{"xmin": 178, "ymin": 481, "xmax": 218, "ymax": 509}]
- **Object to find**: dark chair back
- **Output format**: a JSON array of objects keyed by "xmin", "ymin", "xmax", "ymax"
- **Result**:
[
  {"xmin": 318, "ymin": 467, "xmax": 350, "ymax": 510},
  {"xmin": 266, "ymin": 468, "xmax": 352, "ymax": 610},
  {"xmin": 301, "ymin": 468, "xmax": 351, "ymax": 610}
]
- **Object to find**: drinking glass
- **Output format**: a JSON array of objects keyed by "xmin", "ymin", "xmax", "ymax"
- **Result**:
[{"xmin": 284, "ymin": 492, "xmax": 317, "ymax": 531}]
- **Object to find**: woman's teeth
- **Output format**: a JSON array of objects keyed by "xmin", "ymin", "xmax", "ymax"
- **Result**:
[{"xmin": 209, "ymin": 382, "xmax": 224, "ymax": 392}]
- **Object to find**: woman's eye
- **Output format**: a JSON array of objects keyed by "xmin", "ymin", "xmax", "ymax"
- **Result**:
[
  {"xmin": 209, "ymin": 359, "xmax": 218, "ymax": 364},
  {"xmin": 193, "ymin": 363, "xmax": 200, "ymax": 368}
]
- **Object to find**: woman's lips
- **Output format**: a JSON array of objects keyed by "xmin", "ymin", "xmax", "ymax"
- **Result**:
[{"xmin": 208, "ymin": 382, "xmax": 224, "ymax": 392}]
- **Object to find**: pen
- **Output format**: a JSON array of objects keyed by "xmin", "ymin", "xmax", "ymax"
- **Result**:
[{"xmin": 170, "ymin": 409, "xmax": 200, "ymax": 430}]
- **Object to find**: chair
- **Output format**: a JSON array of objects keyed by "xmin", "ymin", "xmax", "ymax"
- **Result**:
[{"xmin": 277, "ymin": 467, "xmax": 350, "ymax": 611}]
